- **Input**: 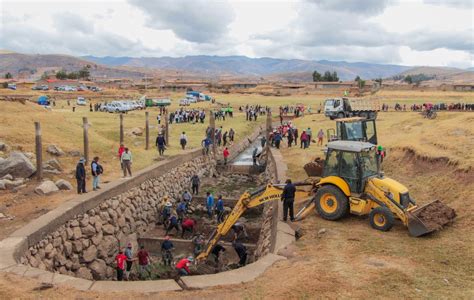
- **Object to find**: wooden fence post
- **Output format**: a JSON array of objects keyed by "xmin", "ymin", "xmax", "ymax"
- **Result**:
[
  {"xmin": 83, "ymin": 117, "xmax": 89, "ymax": 163},
  {"xmin": 164, "ymin": 110, "xmax": 170, "ymax": 146},
  {"xmin": 145, "ymin": 111, "xmax": 150, "ymax": 150},
  {"xmin": 34, "ymin": 122, "xmax": 42, "ymax": 181},
  {"xmin": 119, "ymin": 113, "xmax": 124, "ymax": 145}
]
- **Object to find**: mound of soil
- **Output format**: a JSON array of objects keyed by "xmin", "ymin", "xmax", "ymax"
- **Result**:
[{"xmin": 412, "ymin": 200, "xmax": 456, "ymax": 231}]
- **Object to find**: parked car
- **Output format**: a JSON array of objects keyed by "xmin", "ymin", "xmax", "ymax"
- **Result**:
[
  {"xmin": 186, "ymin": 95, "xmax": 197, "ymax": 103},
  {"xmin": 7, "ymin": 83, "xmax": 16, "ymax": 90},
  {"xmin": 32, "ymin": 85, "xmax": 48, "ymax": 90},
  {"xmin": 179, "ymin": 99, "xmax": 190, "ymax": 106},
  {"xmin": 76, "ymin": 97, "xmax": 87, "ymax": 106}
]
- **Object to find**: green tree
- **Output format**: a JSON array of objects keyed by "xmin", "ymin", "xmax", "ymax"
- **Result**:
[
  {"xmin": 358, "ymin": 79, "xmax": 366, "ymax": 89},
  {"xmin": 78, "ymin": 67, "xmax": 90, "ymax": 79},
  {"xmin": 67, "ymin": 72, "xmax": 79, "ymax": 79},
  {"xmin": 404, "ymin": 75, "xmax": 413, "ymax": 84},
  {"xmin": 323, "ymin": 71, "xmax": 332, "ymax": 81},
  {"xmin": 312, "ymin": 70, "xmax": 322, "ymax": 82},
  {"xmin": 56, "ymin": 70, "xmax": 67, "ymax": 80},
  {"xmin": 332, "ymin": 71, "xmax": 339, "ymax": 82},
  {"xmin": 375, "ymin": 78, "xmax": 383, "ymax": 84},
  {"xmin": 354, "ymin": 75, "xmax": 361, "ymax": 82},
  {"xmin": 4, "ymin": 72, "xmax": 12, "ymax": 79},
  {"xmin": 40, "ymin": 72, "xmax": 49, "ymax": 80}
]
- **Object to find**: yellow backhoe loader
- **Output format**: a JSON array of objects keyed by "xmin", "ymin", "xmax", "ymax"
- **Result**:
[{"xmin": 297, "ymin": 140, "xmax": 455, "ymax": 236}]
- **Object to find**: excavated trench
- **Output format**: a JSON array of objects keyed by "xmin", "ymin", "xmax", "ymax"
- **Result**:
[
  {"xmin": 136, "ymin": 173, "xmax": 267, "ymax": 280},
  {"xmin": 18, "ymin": 127, "xmax": 279, "ymax": 284},
  {"xmin": 112, "ymin": 142, "xmax": 270, "ymax": 281}
]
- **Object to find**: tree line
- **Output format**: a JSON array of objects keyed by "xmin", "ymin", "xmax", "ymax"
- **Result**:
[
  {"xmin": 312, "ymin": 70, "xmax": 339, "ymax": 82},
  {"xmin": 392, "ymin": 73, "xmax": 435, "ymax": 84},
  {"xmin": 55, "ymin": 66, "xmax": 91, "ymax": 80}
]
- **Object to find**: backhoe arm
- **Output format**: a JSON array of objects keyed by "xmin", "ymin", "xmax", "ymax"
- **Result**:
[{"xmin": 197, "ymin": 183, "xmax": 313, "ymax": 261}]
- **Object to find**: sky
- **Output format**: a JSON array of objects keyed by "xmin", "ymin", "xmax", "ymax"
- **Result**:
[{"xmin": 0, "ymin": 0, "xmax": 473, "ymax": 68}]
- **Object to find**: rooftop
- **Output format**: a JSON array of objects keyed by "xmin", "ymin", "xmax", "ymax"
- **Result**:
[{"xmin": 327, "ymin": 141, "xmax": 375, "ymax": 152}]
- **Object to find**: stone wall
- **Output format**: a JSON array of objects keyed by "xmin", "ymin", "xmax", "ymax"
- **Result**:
[
  {"xmin": 21, "ymin": 154, "xmax": 216, "ymax": 280},
  {"xmin": 254, "ymin": 147, "xmax": 283, "ymax": 258}
]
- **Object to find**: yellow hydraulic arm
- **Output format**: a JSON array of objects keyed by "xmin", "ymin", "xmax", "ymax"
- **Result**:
[{"xmin": 197, "ymin": 183, "xmax": 313, "ymax": 261}]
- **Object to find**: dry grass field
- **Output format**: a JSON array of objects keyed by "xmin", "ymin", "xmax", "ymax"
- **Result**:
[{"xmin": 0, "ymin": 88, "xmax": 472, "ymax": 298}]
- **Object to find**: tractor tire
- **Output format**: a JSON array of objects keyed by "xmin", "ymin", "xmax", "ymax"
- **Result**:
[
  {"xmin": 337, "ymin": 112, "xmax": 345, "ymax": 119},
  {"xmin": 314, "ymin": 185, "xmax": 349, "ymax": 221},
  {"xmin": 369, "ymin": 206, "xmax": 394, "ymax": 231}
]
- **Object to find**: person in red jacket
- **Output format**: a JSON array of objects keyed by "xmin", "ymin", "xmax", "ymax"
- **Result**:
[
  {"xmin": 176, "ymin": 256, "xmax": 194, "ymax": 276},
  {"xmin": 223, "ymin": 147, "xmax": 230, "ymax": 165},
  {"xmin": 181, "ymin": 217, "xmax": 196, "ymax": 238},
  {"xmin": 115, "ymin": 249, "xmax": 127, "ymax": 281},
  {"xmin": 118, "ymin": 144, "xmax": 125, "ymax": 170}
]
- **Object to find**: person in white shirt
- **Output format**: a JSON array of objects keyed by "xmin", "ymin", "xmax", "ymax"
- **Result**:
[{"xmin": 180, "ymin": 132, "xmax": 188, "ymax": 150}]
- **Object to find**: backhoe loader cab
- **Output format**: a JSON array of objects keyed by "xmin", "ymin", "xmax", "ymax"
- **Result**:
[
  {"xmin": 322, "ymin": 141, "xmax": 378, "ymax": 194},
  {"xmin": 328, "ymin": 117, "xmax": 377, "ymax": 144}
]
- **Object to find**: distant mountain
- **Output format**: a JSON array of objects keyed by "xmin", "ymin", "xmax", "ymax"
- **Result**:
[
  {"xmin": 0, "ymin": 52, "xmax": 146, "ymax": 79},
  {"xmin": 2, "ymin": 51, "xmax": 471, "ymax": 83},
  {"xmin": 83, "ymin": 55, "xmax": 412, "ymax": 81},
  {"xmin": 397, "ymin": 66, "xmax": 474, "ymax": 83}
]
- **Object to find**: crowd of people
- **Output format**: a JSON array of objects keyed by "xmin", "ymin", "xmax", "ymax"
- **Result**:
[
  {"xmin": 383, "ymin": 102, "xmax": 474, "ymax": 111},
  {"xmin": 279, "ymin": 105, "xmax": 306, "ymax": 117},
  {"xmin": 238, "ymin": 104, "xmax": 269, "ymax": 121},
  {"xmin": 167, "ymin": 108, "xmax": 207, "ymax": 124},
  {"xmin": 267, "ymin": 121, "xmax": 325, "ymax": 150},
  {"xmin": 111, "ymin": 171, "xmax": 251, "ymax": 281}
]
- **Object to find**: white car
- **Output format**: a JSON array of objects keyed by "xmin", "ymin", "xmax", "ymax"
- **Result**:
[
  {"xmin": 186, "ymin": 95, "xmax": 197, "ymax": 103},
  {"xmin": 76, "ymin": 97, "xmax": 87, "ymax": 106},
  {"xmin": 179, "ymin": 99, "xmax": 190, "ymax": 106}
]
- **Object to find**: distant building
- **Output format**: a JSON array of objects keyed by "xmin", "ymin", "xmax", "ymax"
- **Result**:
[
  {"xmin": 315, "ymin": 81, "xmax": 354, "ymax": 89},
  {"xmin": 453, "ymin": 84, "xmax": 474, "ymax": 91},
  {"xmin": 160, "ymin": 80, "xmax": 209, "ymax": 92},
  {"xmin": 217, "ymin": 81, "xmax": 258, "ymax": 89}
]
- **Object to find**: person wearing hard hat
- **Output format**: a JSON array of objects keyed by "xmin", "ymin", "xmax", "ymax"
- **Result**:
[
  {"xmin": 176, "ymin": 256, "xmax": 194, "ymax": 276},
  {"xmin": 124, "ymin": 242, "xmax": 134, "ymax": 280},
  {"xmin": 161, "ymin": 236, "xmax": 174, "ymax": 266},
  {"xmin": 75, "ymin": 157, "xmax": 86, "ymax": 194},
  {"xmin": 160, "ymin": 200, "xmax": 172, "ymax": 227},
  {"xmin": 376, "ymin": 145, "xmax": 386, "ymax": 163}
]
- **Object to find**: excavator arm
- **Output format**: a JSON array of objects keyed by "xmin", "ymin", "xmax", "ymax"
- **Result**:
[{"xmin": 197, "ymin": 183, "xmax": 313, "ymax": 261}]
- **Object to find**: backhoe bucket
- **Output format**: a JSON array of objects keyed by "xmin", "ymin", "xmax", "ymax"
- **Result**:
[
  {"xmin": 407, "ymin": 200, "xmax": 456, "ymax": 237},
  {"xmin": 304, "ymin": 158, "xmax": 324, "ymax": 177}
]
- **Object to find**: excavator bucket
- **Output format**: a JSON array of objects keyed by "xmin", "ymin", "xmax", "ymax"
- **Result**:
[
  {"xmin": 304, "ymin": 158, "xmax": 324, "ymax": 177},
  {"xmin": 406, "ymin": 200, "xmax": 456, "ymax": 237}
]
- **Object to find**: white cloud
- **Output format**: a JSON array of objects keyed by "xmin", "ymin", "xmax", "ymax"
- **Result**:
[
  {"xmin": 0, "ymin": 0, "xmax": 472, "ymax": 67},
  {"xmin": 128, "ymin": 0, "xmax": 235, "ymax": 43},
  {"xmin": 53, "ymin": 12, "xmax": 94, "ymax": 34},
  {"xmin": 423, "ymin": 0, "xmax": 473, "ymax": 9},
  {"xmin": 308, "ymin": 0, "xmax": 394, "ymax": 16}
]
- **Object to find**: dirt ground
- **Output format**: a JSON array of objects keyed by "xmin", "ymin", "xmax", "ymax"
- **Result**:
[{"xmin": 0, "ymin": 89, "xmax": 473, "ymax": 298}]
